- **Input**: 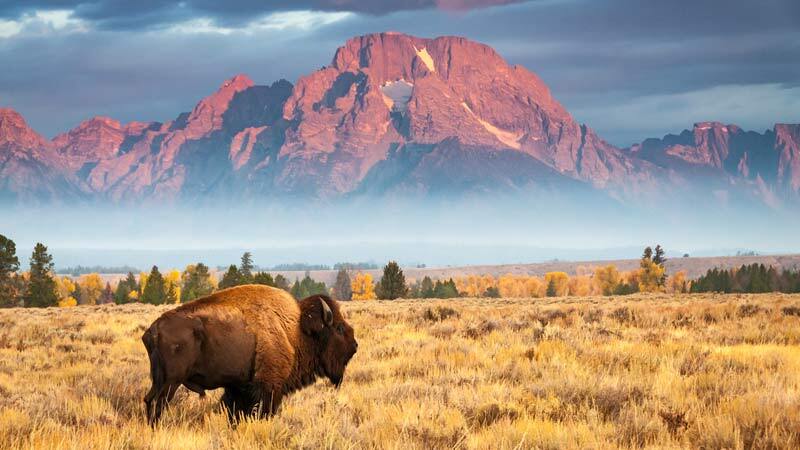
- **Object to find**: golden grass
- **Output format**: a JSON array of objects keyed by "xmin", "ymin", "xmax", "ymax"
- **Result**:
[{"xmin": 2, "ymin": 293, "xmax": 800, "ymax": 449}]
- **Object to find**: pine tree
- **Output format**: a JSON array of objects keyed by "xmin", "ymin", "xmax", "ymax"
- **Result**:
[
  {"xmin": 100, "ymin": 282, "xmax": 114, "ymax": 304},
  {"xmin": 141, "ymin": 266, "xmax": 166, "ymax": 305},
  {"xmin": 73, "ymin": 283, "xmax": 84, "ymax": 304},
  {"xmin": 290, "ymin": 279, "xmax": 304, "ymax": 300},
  {"xmin": 274, "ymin": 274, "xmax": 290, "ymax": 291},
  {"xmin": 333, "ymin": 269, "xmax": 352, "ymax": 301},
  {"xmin": 24, "ymin": 243, "xmax": 58, "ymax": 308},
  {"xmin": 653, "ymin": 245, "xmax": 667, "ymax": 266},
  {"xmin": 0, "ymin": 234, "xmax": 20, "ymax": 307},
  {"xmin": 253, "ymin": 271, "xmax": 275, "ymax": 287},
  {"xmin": 483, "ymin": 286, "xmax": 501, "ymax": 298},
  {"xmin": 433, "ymin": 279, "xmax": 458, "ymax": 298},
  {"xmin": 165, "ymin": 282, "xmax": 178, "ymax": 304},
  {"xmin": 653, "ymin": 245, "xmax": 667, "ymax": 286},
  {"xmin": 420, "ymin": 276, "xmax": 434, "ymax": 298},
  {"xmin": 239, "ymin": 252, "xmax": 254, "ymax": 282},
  {"xmin": 376, "ymin": 261, "xmax": 407, "ymax": 300},
  {"xmin": 293, "ymin": 273, "xmax": 327, "ymax": 299},
  {"xmin": 546, "ymin": 279, "xmax": 557, "ymax": 297},
  {"xmin": 114, "ymin": 272, "xmax": 137, "ymax": 304},
  {"xmin": 181, "ymin": 263, "xmax": 214, "ymax": 302},
  {"xmin": 219, "ymin": 265, "xmax": 243, "ymax": 289}
]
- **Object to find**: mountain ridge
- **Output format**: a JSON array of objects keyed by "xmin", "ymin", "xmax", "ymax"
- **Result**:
[{"xmin": 1, "ymin": 32, "xmax": 798, "ymax": 207}]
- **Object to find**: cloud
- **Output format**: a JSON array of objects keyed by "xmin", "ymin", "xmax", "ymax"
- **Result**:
[
  {"xmin": 164, "ymin": 11, "xmax": 354, "ymax": 35},
  {"xmin": 0, "ymin": 1, "xmax": 529, "ymax": 31},
  {"xmin": 0, "ymin": 0, "xmax": 798, "ymax": 148},
  {"xmin": 0, "ymin": 9, "xmax": 86, "ymax": 38}
]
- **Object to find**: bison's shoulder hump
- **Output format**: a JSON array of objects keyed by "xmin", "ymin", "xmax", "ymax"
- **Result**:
[{"xmin": 174, "ymin": 284, "xmax": 297, "ymax": 314}]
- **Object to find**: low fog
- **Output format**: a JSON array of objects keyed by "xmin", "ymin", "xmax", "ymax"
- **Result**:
[{"xmin": 3, "ymin": 194, "xmax": 798, "ymax": 270}]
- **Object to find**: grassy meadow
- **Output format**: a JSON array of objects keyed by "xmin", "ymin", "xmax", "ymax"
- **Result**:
[{"xmin": 1, "ymin": 293, "xmax": 800, "ymax": 449}]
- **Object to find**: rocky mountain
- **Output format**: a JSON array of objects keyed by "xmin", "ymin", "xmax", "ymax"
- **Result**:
[
  {"xmin": 628, "ymin": 122, "xmax": 800, "ymax": 206},
  {"xmin": 0, "ymin": 108, "xmax": 83, "ymax": 203},
  {"xmin": 0, "ymin": 33, "xmax": 798, "ymax": 207}
]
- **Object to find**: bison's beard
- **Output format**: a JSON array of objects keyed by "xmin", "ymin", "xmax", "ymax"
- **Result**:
[{"xmin": 321, "ymin": 351, "xmax": 353, "ymax": 388}]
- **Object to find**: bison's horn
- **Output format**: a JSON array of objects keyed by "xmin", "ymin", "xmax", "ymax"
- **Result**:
[{"xmin": 320, "ymin": 297, "xmax": 333, "ymax": 327}]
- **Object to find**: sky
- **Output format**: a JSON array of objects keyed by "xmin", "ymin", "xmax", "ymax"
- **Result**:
[{"xmin": 1, "ymin": 0, "xmax": 799, "ymax": 147}]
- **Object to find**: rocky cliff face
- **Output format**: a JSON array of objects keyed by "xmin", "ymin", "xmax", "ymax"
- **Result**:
[
  {"xmin": 0, "ymin": 33, "xmax": 798, "ymax": 207},
  {"xmin": 0, "ymin": 108, "xmax": 82, "ymax": 203},
  {"xmin": 277, "ymin": 33, "xmax": 662, "ymax": 199},
  {"xmin": 628, "ymin": 122, "xmax": 800, "ymax": 205}
]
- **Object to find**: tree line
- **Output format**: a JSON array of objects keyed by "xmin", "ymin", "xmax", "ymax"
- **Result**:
[
  {"xmin": 690, "ymin": 263, "xmax": 800, "ymax": 294},
  {"xmin": 3, "ymin": 234, "xmax": 799, "ymax": 308}
]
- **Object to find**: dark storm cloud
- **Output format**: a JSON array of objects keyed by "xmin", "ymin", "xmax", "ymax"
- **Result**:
[
  {"xmin": 0, "ymin": 0, "xmax": 798, "ymax": 145},
  {"xmin": 0, "ymin": 0, "xmax": 528, "ymax": 29}
]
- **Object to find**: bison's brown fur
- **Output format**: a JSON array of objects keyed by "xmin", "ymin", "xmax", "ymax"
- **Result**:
[{"xmin": 141, "ymin": 285, "xmax": 358, "ymax": 424}]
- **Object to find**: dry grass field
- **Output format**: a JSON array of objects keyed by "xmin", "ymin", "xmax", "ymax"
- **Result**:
[{"xmin": 2, "ymin": 293, "xmax": 800, "ymax": 449}]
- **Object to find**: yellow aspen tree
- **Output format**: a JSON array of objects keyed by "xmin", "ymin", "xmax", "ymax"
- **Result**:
[
  {"xmin": 351, "ymin": 273, "xmax": 376, "ymax": 300},
  {"xmin": 568, "ymin": 275, "xmax": 592, "ymax": 296},
  {"xmin": 668, "ymin": 270, "xmax": 688, "ymax": 293},
  {"xmin": 593, "ymin": 265, "xmax": 621, "ymax": 295},
  {"xmin": 165, "ymin": 269, "xmax": 182, "ymax": 303},
  {"xmin": 79, "ymin": 273, "xmax": 104, "ymax": 305}
]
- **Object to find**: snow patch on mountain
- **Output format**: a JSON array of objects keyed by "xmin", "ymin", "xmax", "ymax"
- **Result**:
[
  {"xmin": 461, "ymin": 102, "xmax": 522, "ymax": 150},
  {"xmin": 380, "ymin": 79, "xmax": 414, "ymax": 113},
  {"xmin": 413, "ymin": 46, "xmax": 435, "ymax": 72}
]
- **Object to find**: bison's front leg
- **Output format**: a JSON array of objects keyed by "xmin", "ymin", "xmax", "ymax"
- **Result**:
[
  {"xmin": 254, "ymin": 384, "xmax": 283, "ymax": 418},
  {"xmin": 221, "ymin": 384, "xmax": 258, "ymax": 422},
  {"xmin": 147, "ymin": 383, "xmax": 179, "ymax": 426}
]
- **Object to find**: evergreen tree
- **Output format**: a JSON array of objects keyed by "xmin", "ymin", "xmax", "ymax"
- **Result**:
[
  {"xmin": 24, "ymin": 243, "xmax": 58, "ymax": 308},
  {"xmin": 483, "ymin": 286, "xmax": 501, "ymax": 298},
  {"xmin": 289, "ymin": 274, "xmax": 328, "ymax": 300},
  {"xmin": 74, "ymin": 283, "xmax": 84, "ymax": 304},
  {"xmin": 420, "ymin": 276, "xmax": 434, "ymax": 298},
  {"xmin": 239, "ymin": 252, "xmax": 255, "ymax": 282},
  {"xmin": 432, "ymin": 279, "xmax": 458, "ymax": 298},
  {"xmin": 115, "ymin": 272, "xmax": 137, "ymax": 304},
  {"xmin": 407, "ymin": 280, "xmax": 422, "ymax": 298},
  {"xmin": 181, "ymin": 263, "xmax": 214, "ymax": 302},
  {"xmin": 546, "ymin": 278, "xmax": 557, "ymax": 297},
  {"xmin": 290, "ymin": 279, "xmax": 303, "ymax": 300},
  {"xmin": 274, "ymin": 274, "xmax": 290, "ymax": 291},
  {"xmin": 376, "ymin": 261, "xmax": 407, "ymax": 300},
  {"xmin": 253, "ymin": 271, "xmax": 275, "ymax": 287},
  {"xmin": 141, "ymin": 266, "xmax": 167, "ymax": 305},
  {"xmin": 0, "ymin": 234, "xmax": 20, "ymax": 307},
  {"xmin": 653, "ymin": 245, "xmax": 667, "ymax": 266},
  {"xmin": 333, "ymin": 269, "xmax": 352, "ymax": 301},
  {"xmin": 165, "ymin": 281, "xmax": 178, "ymax": 304},
  {"xmin": 219, "ymin": 264, "xmax": 243, "ymax": 289},
  {"xmin": 100, "ymin": 282, "xmax": 114, "ymax": 304},
  {"xmin": 653, "ymin": 245, "xmax": 667, "ymax": 286}
]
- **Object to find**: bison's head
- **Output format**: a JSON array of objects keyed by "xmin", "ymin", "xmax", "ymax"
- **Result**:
[{"xmin": 300, "ymin": 295, "xmax": 358, "ymax": 387}]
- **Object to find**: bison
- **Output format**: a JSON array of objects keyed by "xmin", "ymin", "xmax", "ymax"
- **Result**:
[{"xmin": 141, "ymin": 285, "xmax": 358, "ymax": 424}]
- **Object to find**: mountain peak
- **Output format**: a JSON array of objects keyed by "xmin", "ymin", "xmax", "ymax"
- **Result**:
[
  {"xmin": 0, "ymin": 107, "xmax": 27, "ymax": 128},
  {"xmin": 78, "ymin": 116, "xmax": 122, "ymax": 130},
  {"xmin": 220, "ymin": 74, "xmax": 254, "ymax": 92},
  {"xmin": 1, "ymin": 34, "xmax": 798, "ymax": 207},
  {"xmin": 0, "ymin": 107, "xmax": 49, "ymax": 149}
]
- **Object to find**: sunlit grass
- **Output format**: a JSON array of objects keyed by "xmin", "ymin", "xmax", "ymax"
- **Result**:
[{"xmin": 1, "ymin": 293, "xmax": 799, "ymax": 448}]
